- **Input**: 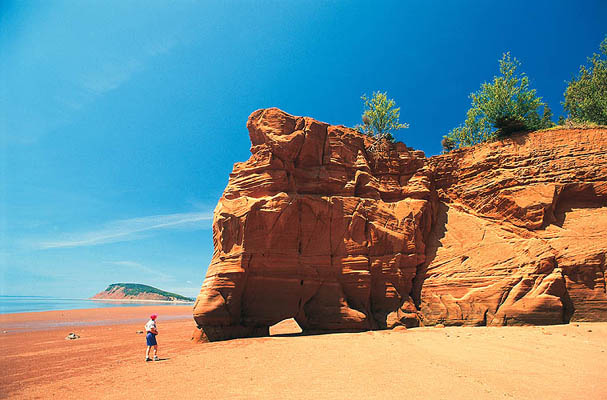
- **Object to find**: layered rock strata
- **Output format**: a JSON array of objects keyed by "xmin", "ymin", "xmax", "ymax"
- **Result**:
[
  {"xmin": 420, "ymin": 129, "xmax": 607, "ymax": 326},
  {"xmin": 193, "ymin": 108, "xmax": 607, "ymax": 341}
]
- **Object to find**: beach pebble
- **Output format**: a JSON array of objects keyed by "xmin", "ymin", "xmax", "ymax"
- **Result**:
[
  {"xmin": 65, "ymin": 332, "xmax": 80, "ymax": 340},
  {"xmin": 587, "ymin": 329, "xmax": 592, "ymax": 332}
]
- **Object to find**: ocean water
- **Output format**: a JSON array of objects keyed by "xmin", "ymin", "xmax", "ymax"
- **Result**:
[{"xmin": 0, "ymin": 296, "xmax": 194, "ymax": 314}]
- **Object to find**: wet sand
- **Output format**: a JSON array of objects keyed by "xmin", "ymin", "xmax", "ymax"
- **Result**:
[
  {"xmin": 1, "ymin": 307, "xmax": 606, "ymax": 399},
  {"xmin": 0, "ymin": 305, "xmax": 194, "ymax": 332}
]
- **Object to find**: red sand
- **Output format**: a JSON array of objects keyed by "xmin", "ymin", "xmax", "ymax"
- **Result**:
[{"xmin": 1, "ymin": 306, "xmax": 606, "ymax": 399}]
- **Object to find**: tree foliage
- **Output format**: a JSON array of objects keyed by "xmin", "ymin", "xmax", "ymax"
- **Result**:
[
  {"xmin": 445, "ymin": 53, "xmax": 552, "ymax": 150},
  {"xmin": 563, "ymin": 36, "xmax": 607, "ymax": 125},
  {"xmin": 357, "ymin": 91, "xmax": 409, "ymax": 143},
  {"xmin": 441, "ymin": 135, "xmax": 455, "ymax": 153},
  {"xmin": 540, "ymin": 105, "xmax": 554, "ymax": 128}
]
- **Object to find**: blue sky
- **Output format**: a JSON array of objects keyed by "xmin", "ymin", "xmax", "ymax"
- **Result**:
[{"xmin": 1, "ymin": 1, "xmax": 605, "ymax": 298}]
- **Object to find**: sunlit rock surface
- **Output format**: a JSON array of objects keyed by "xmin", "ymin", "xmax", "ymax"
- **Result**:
[{"xmin": 194, "ymin": 108, "xmax": 607, "ymax": 341}]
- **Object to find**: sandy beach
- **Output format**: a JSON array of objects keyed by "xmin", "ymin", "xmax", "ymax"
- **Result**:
[{"xmin": 1, "ymin": 307, "xmax": 606, "ymax": 399}]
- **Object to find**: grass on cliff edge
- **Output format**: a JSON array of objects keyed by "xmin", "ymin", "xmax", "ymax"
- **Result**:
[
  {"xmin": 536, "ymin": 121, "xmax": 607, "ymax": 133},
  {"xmin": 445, "ymin": 122, "xmax": 607, "ymax": 152},
  {"xmin": 105, "ymin": 283, "xmax": 194, "ymax": 301}
]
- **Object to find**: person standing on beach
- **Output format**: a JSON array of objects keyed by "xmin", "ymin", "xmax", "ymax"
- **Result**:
[{"xmin": 145, "ymin": 314, "xmax": 159, "ymax": 362}]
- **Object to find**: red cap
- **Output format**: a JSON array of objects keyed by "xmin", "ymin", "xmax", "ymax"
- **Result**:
[{"xmin": 150, "ymin": 314, "xmax": 157, "ymax": 320}]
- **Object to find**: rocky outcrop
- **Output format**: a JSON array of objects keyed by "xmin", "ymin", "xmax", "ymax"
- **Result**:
[
  {"xmin": 92, "ymin": 283, "xmax": 194, "ymax": 302},
  {"xmin": 193, "ymin": 108, "xmax": 607, "ymax": 341},
  {"xmin": 419, "ymin": 129, "xmax": 607, "ymax": 326}
]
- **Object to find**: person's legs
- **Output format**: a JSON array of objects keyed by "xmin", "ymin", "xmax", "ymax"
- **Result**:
[
  {"xmin": 146, "ymin": 332, "xmax": 155, "ymax": 360},
  {"xmin": 153, "ymin": 344, "xmax": 158, "ymax": 360}
]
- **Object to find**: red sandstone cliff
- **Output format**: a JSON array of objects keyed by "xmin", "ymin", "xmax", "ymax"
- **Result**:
[
  {"xmin": 420, "ymin": 129, "xmax": 607, "ymax": 326},
  {"xmin": 91, "ymin": 288, "xmax": 169, "ymax": 301},
  {"xmin": 193, "ymin": 108, "xmax": 607, "ymax": 341}
]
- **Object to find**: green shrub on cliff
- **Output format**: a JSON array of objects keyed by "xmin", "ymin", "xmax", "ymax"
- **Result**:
[
  {"xmin": 356, "ymin": 91, "xmax": 409, "ymax": 144},
  {"xmin": 563, "ymin": 36, "xmax": 607, "ymax": 125},
  {"xmin": 444, "ymin": 53, "xmax": 552, "ymax": 150}
]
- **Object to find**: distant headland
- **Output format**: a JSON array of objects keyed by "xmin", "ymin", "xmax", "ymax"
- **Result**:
[{"xmin": 91, "ymin": 283, "xmax": 194, "ymax": 302}]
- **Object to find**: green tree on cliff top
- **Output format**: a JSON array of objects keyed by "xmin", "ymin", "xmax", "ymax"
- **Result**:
[
  {"xmin": 444, "ymin": 53, "xmax": 552, "ymax": 151},
  {"xmin": 563, "ymin": 36, "xmax": 607, "ymax": 125},
  {"xmin": 357, "ymin": 91, "xmax": 409, "ymax": 144}
]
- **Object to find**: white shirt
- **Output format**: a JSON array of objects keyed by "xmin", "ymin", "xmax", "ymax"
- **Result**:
[{"xmin": 145, "ymin": 319, "xmax": 157, "ymax": 332}]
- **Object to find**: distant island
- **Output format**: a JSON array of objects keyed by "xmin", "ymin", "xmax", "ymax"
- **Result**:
[{"xmin": 91, "ymin": 283, "xmax": 195, "ymax": 302}]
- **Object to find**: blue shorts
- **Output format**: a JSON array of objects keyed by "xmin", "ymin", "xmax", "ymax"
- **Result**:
[{"xmin": 146, "ymin": 332, "xmax": 157, "ymax": 346}]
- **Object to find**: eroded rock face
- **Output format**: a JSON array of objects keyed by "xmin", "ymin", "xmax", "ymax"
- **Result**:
[
  {"xmin": 193, "ymin": 108, "xmax": 607, "ymax": 341},
  {"xmin": 419, "ymin": 129, "xmax": 607, "ymax": 326}
]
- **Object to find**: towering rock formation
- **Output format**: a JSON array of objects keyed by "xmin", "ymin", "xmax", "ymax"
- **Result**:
[{"xmin": 193, "ymin": 108, "xmax": 607, "ymax": 341}]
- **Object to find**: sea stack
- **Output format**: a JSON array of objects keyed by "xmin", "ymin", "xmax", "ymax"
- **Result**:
[{"xmin": 193, "ymin": 108, "xmax": 607, "ymax": 341}]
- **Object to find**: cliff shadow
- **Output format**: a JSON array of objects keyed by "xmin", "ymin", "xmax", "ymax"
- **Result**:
[
  {"xmin": 502, "ymin": 131, "xmax": 532, "ymax": 146},
  {"xmin": 552, "ymin": 184, "xmax": 607, "ymax": 228},
  {"xmin": 410, "ymin": 201, "xmax": 449, "ymax": 308}
]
